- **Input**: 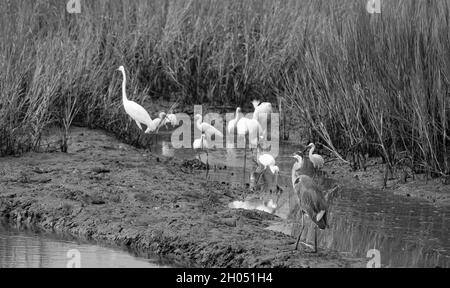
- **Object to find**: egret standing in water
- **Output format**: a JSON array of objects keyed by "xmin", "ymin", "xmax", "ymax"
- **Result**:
[
  {"xmin": 117, "ymin": 66, "xmax": 155, "ymax": 133},
  {"xmin": 193, "ymin": 134, "xmax": 210, "ymax": 178},
  {"xmin": 253, "ymin": 153, "xmax": 279, "ymax": 187},
  {"xmin": 235, "ymin": 108, "xmax": 264, "ymax": 188},
  {"xmin": 291, "ymin": 154, "xmax": 328, "ymax": 253},
  {"xmin": 254, "ymin": 153, "xmax": 281, "ymax": 205}
]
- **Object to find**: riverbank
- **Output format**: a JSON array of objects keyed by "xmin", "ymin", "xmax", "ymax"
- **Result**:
[
  {"xmin": 322, "ymin": 157, "xmax": 450, "ymax": 207},
  {"xmin": 0, "ymin": 127, "xmax": 366, "ymax": 268}
]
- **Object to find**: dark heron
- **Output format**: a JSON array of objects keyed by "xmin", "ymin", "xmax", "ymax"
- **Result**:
[{"xmin": 291, "ymin": 153, "xmax": 328, "ymax": 253}]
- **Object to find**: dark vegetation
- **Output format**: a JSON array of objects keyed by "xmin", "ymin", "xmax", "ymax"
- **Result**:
[{"xmin": 0, "ymin": 0, "xmax": 448, "ymax": 178}]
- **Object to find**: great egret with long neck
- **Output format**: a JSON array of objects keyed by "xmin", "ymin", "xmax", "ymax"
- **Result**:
[
  {"xmin": 291, "ymin": 154, "xmax": 328, "ymax": 253},
  {"xmin": 194, "ymin": 114, "xmax": 223, "ymax": 139},
  {"xmin": 117, "ymin": 66, "xmax": 155, "ymax": 133},
  {"xmin": 306, "ymin": 143, "xmax": 324, "ymax": 169}
]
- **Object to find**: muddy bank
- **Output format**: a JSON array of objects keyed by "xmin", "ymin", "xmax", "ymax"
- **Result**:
[
  {"xmin": 322, "ymin": 158, "xmax": 450, "ymax": 207},
  {"xmin": 0, "ymin": 127, "xmax": 365, "ymax": 268}
]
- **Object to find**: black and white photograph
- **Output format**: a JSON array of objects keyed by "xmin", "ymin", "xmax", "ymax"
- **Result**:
[{"xmin": 0, "ymin": 0, "xmax": 448, "ymax": 270}]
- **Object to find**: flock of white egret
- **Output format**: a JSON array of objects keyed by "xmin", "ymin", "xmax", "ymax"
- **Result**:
[{"xmin": 117, "ymin": 65, "xmax": 328, "ymax": 252}]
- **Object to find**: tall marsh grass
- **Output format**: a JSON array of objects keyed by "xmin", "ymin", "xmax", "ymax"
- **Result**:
[{"xmin": 0, "ymin": 0, "xmax": 448, "ymax": 177}]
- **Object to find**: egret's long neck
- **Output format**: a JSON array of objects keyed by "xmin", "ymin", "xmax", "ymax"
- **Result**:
[
  {"xmin": 235, "ymin": 109, "xmax": 241, "ymax": 122},
  {"xmin": 309, "ymin": 145, "xmax": 315, "ymax": 157},
  {"xmin": 121, "ymin": 70, "xmax": 127, "ymax": 103}
]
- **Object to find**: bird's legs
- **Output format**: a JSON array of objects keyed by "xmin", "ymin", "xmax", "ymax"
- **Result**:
[
  {"xmin": 254, "ymin": 167, "xmax": 266, "ymax": 193},
  {"xmin": 295, "ymin": 212, "xmax": 305, "ymax": 250},
  {"xmin": 201, "ymin": 140, "xmax": 209, "ymax": 180},
  {"xmin": 154, "ymin": 133, "xmax": 159, "ymax": 148},
  {"xmin": 243, "ymin": 137, "xmax": 247, "ymax": 189},
  {"xmin": 313, "ymin": 225, "xmax": 318, "ymax": 253},
  {"xmin": 205, "ymin": 150, "xmax": 209, "ymax": 180}
]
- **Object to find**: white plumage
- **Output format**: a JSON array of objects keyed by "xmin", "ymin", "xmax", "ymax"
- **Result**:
[
  {"xmin": 236, "ymin": 117, "xmax": 264, "ymax": 148},
  {"xmin": 164, "ymin": 113, "xmax": 178, "ymax": 127},
  {"xmin": 227, "ymin": 107, "xmax": 242, "ymax": 134},
  {"xmin": 117, "ymin": 66, "xmax": 155, "ymax": 133},
  {"xmin": 193, "ymin": 134, "xmax": 209, "ymax": 149},
  {"xmin": 257, "ymin": 154, "xmax": 279, "ymax": 174},
  {"xmin": 251, "ymin": 100, "xmax": 273, "ymax": 126},
  {"xmin": 151, "ymin": 112, "xmax": 166, "ymax": 129},
  {"xmin": 306, "ymin": 143, "xmax": 324, "ymax": 169},
  {"xmin": 195, "ymin": 114, "xmax": 223, "ymax": 139}
]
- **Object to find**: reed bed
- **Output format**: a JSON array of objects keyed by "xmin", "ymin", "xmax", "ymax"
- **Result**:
[{"xmin": 0, "ymin": 0, "xmax": 448, "ymax": 177}]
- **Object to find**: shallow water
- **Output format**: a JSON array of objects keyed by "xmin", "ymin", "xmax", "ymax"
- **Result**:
[
  {"xmin": 0, "ymin": 224, "xmax": 170, "ymax": 268},
  {"xmin": 151, "ymin": 133, "xmax": 450, "ymax": 267}
]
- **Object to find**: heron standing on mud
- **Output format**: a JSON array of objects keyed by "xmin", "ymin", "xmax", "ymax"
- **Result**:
[{"xmin": 291, "ymin": 153, "xmax": 328, "ymax": 253}]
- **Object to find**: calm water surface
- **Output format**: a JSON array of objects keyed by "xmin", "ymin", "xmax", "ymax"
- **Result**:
[{"xmin": 0, "ymin": 224, "xmax": 171, "ymax": 268}]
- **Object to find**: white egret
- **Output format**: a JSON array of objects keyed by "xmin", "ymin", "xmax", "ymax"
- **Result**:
[
  {"xmin": 193, "ymin": 134, "xmax": 210, "ymax": 178},
  {"xmin": 251, "ymin": 100, "xmax": 272, "ymax": 127},
  {"xmin": 117, "ymin": 66, "xmax": 155, "ymax": 133},
  {"xmin": 151, "ymin": 112, "xmax": 166, "ymax": 129},
  {"xmin": 194, "ymin": 114, "xmax": 223, "ymax": 139},
  {"xmin": 227, "ymin": 107, "xmax": 242, "ymax": 134},
  {"xmin": 164, "ymin": 113, "xmax": 178, "ymax": 127},
  {"xmin": 235, "ymin": 108, "xmax": 265, "ymax": 188},
  {"xmin": 291, "ymin": 156, "xmax": 328, "ymax": 253},
  {"xmin": 257, "ymin": 153, "xmax": 279, "ymax": 174},
  {"xmin": 305, "ymin": 143, "xmax": 325, "ymax": 177},
  {"xmin": 237, "ymin": 117, "xmax": 264, "ymax": 148},
  {"xmin": 193, "ymin": 134, "xmax": 209, "ymax": 149},
  {"xmin": 155, "ymin": 112, "xmax": 178, "ymax": 134},
  {"xmin": 251, "ymin": 154, "xmax": 281, "ymax": 206}
]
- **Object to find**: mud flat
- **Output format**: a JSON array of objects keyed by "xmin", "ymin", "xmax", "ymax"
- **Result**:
[
  {"xmin": 324, "ymin": 158, "xmax": 450, "ymax": 207},
  {"xmin": 0, "ymin": 127, "xmax": 366, "ymax": 268}
]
